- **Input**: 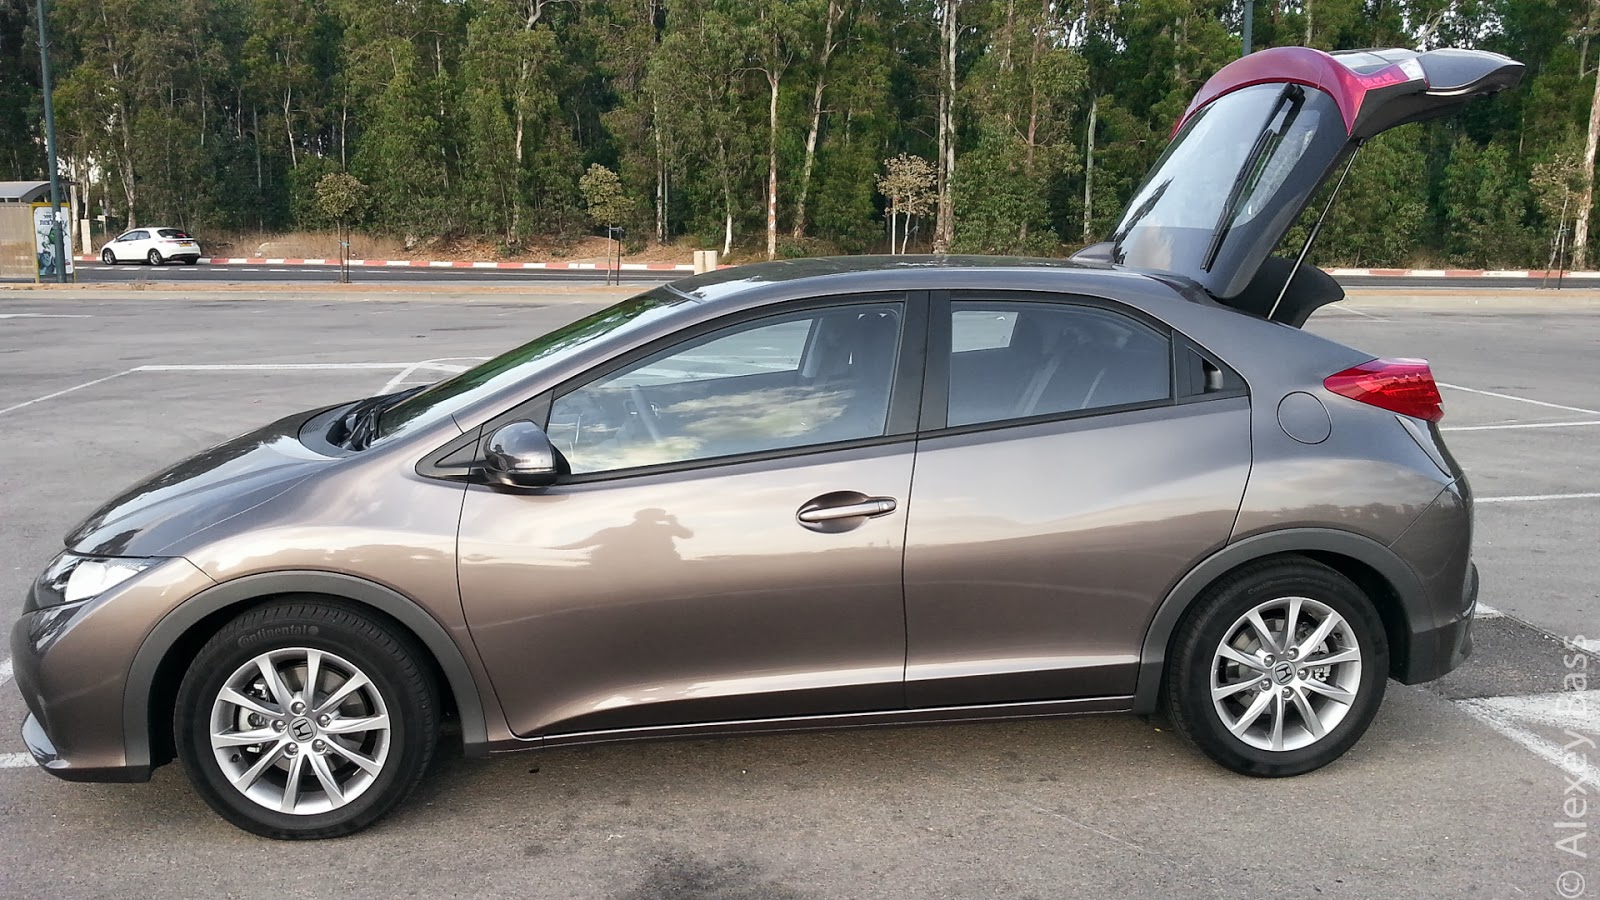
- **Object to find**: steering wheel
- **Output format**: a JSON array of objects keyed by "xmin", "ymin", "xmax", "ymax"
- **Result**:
[{"xmin": 628, "ymin": 384, "xmax": 665, "ymax": 443}]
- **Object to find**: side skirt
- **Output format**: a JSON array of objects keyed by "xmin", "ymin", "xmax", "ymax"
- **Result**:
[{"xmin": 484, "ymin": 695, "xmax": 1136, "ymax": 754}]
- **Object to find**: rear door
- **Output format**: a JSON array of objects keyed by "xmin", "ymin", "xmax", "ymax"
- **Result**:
[
  {"xmin": 902, "ymin": 291, "xmax": 1251, "ymax": 706},
  {"xmin": 1108, "ymin": 46, "xmax": 1522, "ymax": 301}
]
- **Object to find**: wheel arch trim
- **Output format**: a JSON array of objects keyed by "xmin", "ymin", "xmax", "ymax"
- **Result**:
[
  {"xmin": 123, "ymin": 570, "xmax": 490, "ymax": 769},
  {"xmin": 1132, "ymin": 528, "xmax": 1424, "ymax": 714}
]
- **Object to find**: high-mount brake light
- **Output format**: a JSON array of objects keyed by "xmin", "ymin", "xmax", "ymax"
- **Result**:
[{"xmin": 1324, "ymin": 358, "xmax": 1444, "ymax": 422}]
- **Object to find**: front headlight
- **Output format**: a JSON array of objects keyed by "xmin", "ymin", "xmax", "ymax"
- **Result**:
[{"xmin": 26, "ymin": 553, "xmax": 157, "ymax": 612}]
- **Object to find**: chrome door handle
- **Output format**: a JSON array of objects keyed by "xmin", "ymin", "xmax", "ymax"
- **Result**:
[{"xmin": 797, "ymin": 497, "xmax": 897, "ymax": 523}]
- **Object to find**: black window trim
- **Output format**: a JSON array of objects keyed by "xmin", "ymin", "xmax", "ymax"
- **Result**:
[
  {"xmin": 920, "ymin": 289, "xmax": 1181, "ymax": 438},
  {"xmin": 420, "ymin": 290, "xmax": 930, "ymax": 484}
]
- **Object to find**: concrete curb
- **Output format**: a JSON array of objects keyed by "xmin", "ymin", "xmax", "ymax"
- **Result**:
[{"xmin": 76, "ymin": 254, "xmax": 696, "ymax": 272}]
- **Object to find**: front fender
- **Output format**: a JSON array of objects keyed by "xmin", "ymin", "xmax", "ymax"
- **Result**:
[{"xmin": 124, "ymin": 570, "xmax": 495, "ymax": 770}]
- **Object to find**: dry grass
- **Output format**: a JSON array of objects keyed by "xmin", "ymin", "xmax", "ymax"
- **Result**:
[{"xmin": 196, "ymin": 230, "xmax": 700, "ymax": 265}]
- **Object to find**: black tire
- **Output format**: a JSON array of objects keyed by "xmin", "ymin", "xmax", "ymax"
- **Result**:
[
  {"xmin": 174, "ymin": 599, "xmax": 439, "ymax": 839},
  {"xmin": 1163, "ymin": 557, "xmax": 1388, "ymax": 777},
  {"xmin": 101, "ymin": 248, "xmax": 115, "ymax": 265},
  {"xmin": 147, "ymin": 249, "xmax": 163, "ymax": 266}
]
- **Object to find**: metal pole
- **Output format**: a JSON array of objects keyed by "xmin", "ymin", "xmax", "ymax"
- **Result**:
[
  {"xmin": 36, "ymin": 0, "xmax": 68, "ymax": 282},
  {"xmin": 1242, "ymin": 0, "xmax": 1253, "ymax": 58}
]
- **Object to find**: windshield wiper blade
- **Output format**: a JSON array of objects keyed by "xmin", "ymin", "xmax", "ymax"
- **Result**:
[{"xmin": 338, "ymin": 386, "xmax": 426, "ymax": 451}]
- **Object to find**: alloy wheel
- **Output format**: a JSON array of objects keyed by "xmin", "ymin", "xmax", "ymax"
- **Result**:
[
  {"xmin": 1209, "ymin": 596, "xmax": 1363, "ymax": 752},
  {"xmin": 209, "ymin": 647, "xmax": 392, "ymax": 816}
]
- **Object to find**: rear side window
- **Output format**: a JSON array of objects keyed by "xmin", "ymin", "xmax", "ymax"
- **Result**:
[
  {"xmin": 126, "ymin": 230, "xmax": 149, "ymax": 241},
  {"xmin": 946, "ymin": 299, "xmax": 1171, "ymax": 427}
]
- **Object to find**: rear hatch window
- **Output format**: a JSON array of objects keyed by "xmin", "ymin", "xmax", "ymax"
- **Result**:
[{"xmin": 158, "ymin": 229, "xmax": 193, "ymax": 240}]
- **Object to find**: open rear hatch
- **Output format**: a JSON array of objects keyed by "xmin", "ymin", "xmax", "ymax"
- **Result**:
[{"xmin": 1083, "ymin": 47, "xmax": 1523, "ymax": 325}]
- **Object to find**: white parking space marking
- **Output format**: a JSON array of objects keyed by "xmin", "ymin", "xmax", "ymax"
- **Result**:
[
  {"xmin": 378, "ymin": 357, "xmax": 485, "ymax": 394},
  {"xmin": 0, "ymin": 656, "xmax": 12, "ymax": 687},
  {"xmin": 1458, "ymin": 691, "xmax": 1600, "ymax": 789},
  {"xmin": 1323, "ymin": 306, "xmax": 1386, "ymax": 321},
  {"xmin": 0, "ymin": 370, "xmax": 133, "ymax": 418},
  {"xmin": 1477, "ymin": 492, "xmax": 1600, "ymax": 504},
  {"xmin": 1443, "ymin": 420, "xmax": 1600, "ymax": 432},
  {"xmin": 0, "ymin": 314, "xmax": 91, "ymax": 319},
  {"xmin": 135, "ymin": 363, "xmax": 421, "ymax": 372},
  {"xmin": 0, "ymin": 754, "xmax": 33, "ymax": 769},
  {"xmin": 1437, "ymin": 382, "xmax": 1600, "ymax": 416},
  {"xmin": 1475, "ymin": 603, "xmax": 1504, "ymax": 618}
]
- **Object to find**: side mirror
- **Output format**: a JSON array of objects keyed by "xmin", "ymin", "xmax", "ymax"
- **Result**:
[{"xmin": 483, "ymin": 420, "xmax": 559, "ymax": 488}]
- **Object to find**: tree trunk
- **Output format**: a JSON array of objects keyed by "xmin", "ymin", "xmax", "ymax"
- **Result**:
[
  {"xmin": 1019, "ymin": 0, "xmax": 1046, "ymax": 244},
  {"xmin": 1304, "ymin": 0, "xmax": 1314, "ymax": 46},
  {"xmin": 1082, "ymin": 96, "xmax": 1097, "ymax": 242},
  {"xmin": 767, "ymin": 71, "xmax": 780, "ymax": 260},
  {"xmin": 791, "ymin": 0, "xmax": 842, "ymax": 240},
  {"xmin": 889, "ymin": 199, "xmax": 897, "ymax": 254},
  {"xmin": 933, "ymin": 0, "xmax": 959, "ymax": 253},
  {"xmin": 1575, "ymin": 55, "xmax": 1600, "ymax": 269},
  {"xmin": 719, "ymin": 137, "xmax": 734, "ymax": 256},
  {"xmin": 654, "ymin": 95, "xmax": 666, "ymax": 242},
  {"xmin": 283, "ymin": 88, "xmax": 297, "ymax": 168}
]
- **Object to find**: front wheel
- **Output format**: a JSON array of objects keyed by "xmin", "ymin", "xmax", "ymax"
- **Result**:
[
  {"xmin": 1164, "ymin": 558, "xmax": 1388, "ymax": 777},
  {"xmin": 147, "ymin": 249, "xmax": 163, "ymax": 266},
  {"xmin": 101, "ymin": 248, "xmax": 116, "ymax": 265},
  {"xmin": 174, "ymin": 600, "xmax": 439, "ymax": 839}
]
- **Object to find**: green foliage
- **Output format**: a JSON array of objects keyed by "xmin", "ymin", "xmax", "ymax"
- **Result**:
[
  {"xmin": 16, "ymin": 0, "xmax": 1593, "ymax": 268},
  {"xmin": 579, "ymin": 163, "xmax": 632, "ymax": 227},
  {"xmin": 313, "ymin": 172, "xmax": 368, "ymax": 223}
]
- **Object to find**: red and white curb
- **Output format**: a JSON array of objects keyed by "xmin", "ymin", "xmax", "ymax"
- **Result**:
[
  {"xmin": 1327, "ymin": 268, "xmax": 1600, "ymax": 279},
  {"xmin": 77, "ymin": 255, "xmax": 695, "ymax": 271}
]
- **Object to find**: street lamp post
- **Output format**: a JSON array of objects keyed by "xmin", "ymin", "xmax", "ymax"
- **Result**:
[{"xmin": 35, "ymin": 0, "xmax": 68, "ymax": 283}]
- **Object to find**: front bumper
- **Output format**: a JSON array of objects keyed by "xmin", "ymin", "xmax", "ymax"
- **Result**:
[{"xmin": 10, "ymin": 557, "xmax": 214, "ymax": 784}]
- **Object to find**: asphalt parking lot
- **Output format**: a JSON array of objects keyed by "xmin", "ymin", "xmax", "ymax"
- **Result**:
[{"xmin": 0, "ymin": 288, "xmax": 1596, "ymax": 899}]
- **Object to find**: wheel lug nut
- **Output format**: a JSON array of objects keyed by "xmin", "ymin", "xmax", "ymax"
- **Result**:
[
  {"xmin": 318, "ymin": 715, "xmax": 330, "ymax": 726},
  {"xmin": 290, "ymin": 701, "xmax": 306, "ymax": 714},
  {"xmin": 272, "ymin": 720, "xmax": 286, "ymax": 732},
  {"xmin": 313, "ymin": 740, "xmax": 326, "ymax": 753},
  {"xmin": 285, "ymin": 743, "xmax": 299, "ymax": 755},
  {"xmin": 1287, "ymin": 648, "xmax": 1298, "ymax": 660},
  {"xmin": 1263, "ymin": 655, "xmax": 1275, "ymax": 665},
  {"xmin": 1281, "ymin": 688, "xmax": 1293, "ymax": 698}
]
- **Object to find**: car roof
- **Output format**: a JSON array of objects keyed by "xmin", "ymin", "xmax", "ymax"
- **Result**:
[{"xmin": 662, "ymin": 254, "xmax": 1173, "ymax": 311}]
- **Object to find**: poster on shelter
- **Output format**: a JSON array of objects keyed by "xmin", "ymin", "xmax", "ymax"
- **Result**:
[{"xmin": 32, "ymin": 203, "xmax": 75, "ymax": 281}]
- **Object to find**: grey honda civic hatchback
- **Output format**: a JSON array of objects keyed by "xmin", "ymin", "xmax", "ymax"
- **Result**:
[{"xmin": 13, "ymin": 46, "xmax": 1520, "ymax": 839}]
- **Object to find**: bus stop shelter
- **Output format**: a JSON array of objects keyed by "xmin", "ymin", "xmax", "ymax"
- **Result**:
[{"xmin": 0, "ymin": 181, "xmax": 74, "ymax": 281}]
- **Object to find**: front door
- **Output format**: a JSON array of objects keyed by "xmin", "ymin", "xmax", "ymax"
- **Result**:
[{"xmin": 458, "ymin": 297, "xmax": 920, "ymax": 737}]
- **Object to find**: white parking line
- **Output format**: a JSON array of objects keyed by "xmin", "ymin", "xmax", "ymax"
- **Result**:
[
  {"xmin": 135, "ymin": 363, "xmax": 420, "ymax": 372},
  {"xmin": 1437, "ymin": 383, "xmax": 1600, "ymax": 416},
  {"xmin": 0, "ymin": 370, "xmax": 133, "ymax": 418},
  {"xmin": 1477, "ymin": 492, "xmax": 1600, "ymax": 504},
  {"xmin": 1458, "ymin": 691, "xmax": 1600, "ymax": 788},
  {"xmin": 0, "ymin": 656, "xmax": 12, "ymax": 687},
  {"xmin": 0, "ymin": 754, "xmax": 32, "ymax": 770},
  {"xmin": 378, "ymin": 357, "xmax": 486, "ymax": 393},
  {"xmin": 1442, "ymin": 420, "xmax": 1600, "ymax": 432},
  {"xmin": 0, "ymin": 314, "xmax": 91, "ymax": 319}
]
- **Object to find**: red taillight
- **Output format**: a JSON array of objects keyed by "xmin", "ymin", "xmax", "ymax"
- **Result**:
[{"xmin": 1324, "ymin": 358, "xmax": 1443, "ymax": 422}]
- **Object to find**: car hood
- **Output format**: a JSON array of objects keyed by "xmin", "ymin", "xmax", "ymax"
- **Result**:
[{"xmin": 66, "ymin": 409, "xmax": 338, "ymax": 558}]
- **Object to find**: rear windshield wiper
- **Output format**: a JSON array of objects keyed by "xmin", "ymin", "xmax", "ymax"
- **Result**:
[
  {"xmin": 333, "ymin": 386, "xmax": 426, "ymax": 451},
  {"xmin": 1201, "ymin": 85, "xmax": 1303, "ymax": 272}
]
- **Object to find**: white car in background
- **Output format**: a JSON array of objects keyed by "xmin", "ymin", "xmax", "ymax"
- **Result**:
[{"xmin": 101, "ymin": 227, "xmax": 202, "ymax": 266}]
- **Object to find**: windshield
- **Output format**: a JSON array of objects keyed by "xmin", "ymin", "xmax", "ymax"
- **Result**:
[
  {"xmin": 1110, "ymin": 82, "xmax": 1347, "ymax": 299},
  {"xmin": 374, "ymin": 287, "xmax": 694, "ymax": 443}
]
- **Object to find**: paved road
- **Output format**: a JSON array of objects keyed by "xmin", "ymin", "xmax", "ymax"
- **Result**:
[
  {"xmin": 0, "ymin": 292, "xmax": 1595, "ymax": 899},
  {"xmin": 37, "ymin": 260, "xmax": 1597, "ymax": 291}
]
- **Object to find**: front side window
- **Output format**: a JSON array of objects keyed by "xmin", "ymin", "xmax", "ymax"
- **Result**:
[
  {"xmin": 946, "ymin": 299, "xmax": 1170, "ymax": 428},
  {"xmin": 549, "ymin": 303, "xmax": 902, "ymax": 474}
]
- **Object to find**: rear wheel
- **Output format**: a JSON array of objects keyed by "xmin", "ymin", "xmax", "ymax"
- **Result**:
[
  {"xmin": 1164, "ymin": 558, "xmax": 1387, "ymax": 777},
  {"xmin": 174, "ymin": 599, "xmax": 439, "ymax": 839},
  {"xmin": 147, "ymin": 249, "xmax": 163, "ymax": 266},
  {"xmin": 101, "ymin": 248, "xmax": 115, "ymax": 265}
]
